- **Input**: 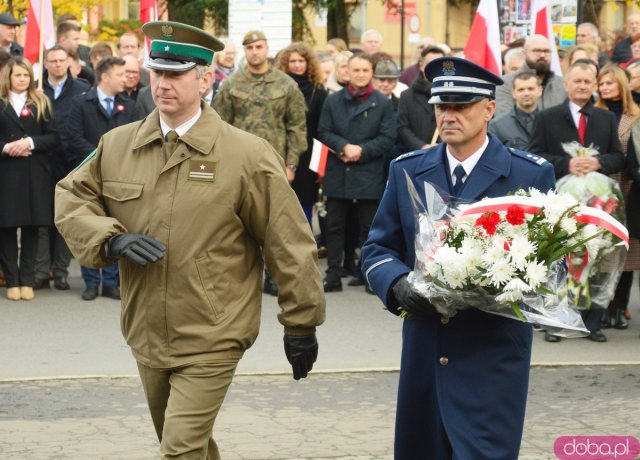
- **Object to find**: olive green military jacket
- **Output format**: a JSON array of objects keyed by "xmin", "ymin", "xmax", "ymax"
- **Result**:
[
  {"xmin": 55, "ymin": 105, "xmax": 325, "ymax": 368},
  {"xmin": 214, "ymin": 67, "xmax": 307, "ymax": 167}
]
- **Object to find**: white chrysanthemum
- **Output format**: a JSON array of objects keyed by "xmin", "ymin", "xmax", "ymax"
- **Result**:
[
  {"xmin": 460, "ymin": 238, "xmax": 484, "ymax": 270},
  {"xmin": 487, "ymin": 259, "xmax": 515, "ymax": 287},
  {"xmin": 441, "ymin": 251, "xmax": 468, "ymax": 289},
  {"xmin": 496, "ymin": 290, "xmax": 524, "ymax": 303},
  {"xmin": 524, "ymin": 260, "xmax": 548, "ymax": 289},
  {"xmin": 542, "ymin": 191, "xmax": 579, "ymax": 224},
  {"xmin": 559, "ymin": 217, "xmax": 578, "ymax": 235},
  {"xmin": 579, "ymin": 224, "xmax": 605, "ymax": 255},
  {"xmin": 508, "ymin": 236, "xmax": 537, "ymax": 269},
  {"xmin": 503, "ymin": 277, "xmax": 531, "ymax": 294},
  {"xmin": 481, "ymin": 242, "xmax": 506, "ymax": 268}
]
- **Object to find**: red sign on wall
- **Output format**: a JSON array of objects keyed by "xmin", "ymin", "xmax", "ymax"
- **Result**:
[{"xmin": 384, "ymin": 0, "xmax": 416, "ymax": 24}]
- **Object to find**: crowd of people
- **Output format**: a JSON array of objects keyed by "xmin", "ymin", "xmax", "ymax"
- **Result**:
[{"xmin": 0, "ymin": 12, "xmax": 639, "ymax": 342}]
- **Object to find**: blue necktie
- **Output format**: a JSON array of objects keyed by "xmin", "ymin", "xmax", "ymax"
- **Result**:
[
  {"xmin": 452, "ymin": 164, "xmax": 466, "ymax": 196},
  {"xmin": 104, "ymin": 97, "xmax": 113, "ymax": 116}
]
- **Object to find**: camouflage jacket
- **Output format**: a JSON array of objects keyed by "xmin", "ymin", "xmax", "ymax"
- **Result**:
[{"xmin": 214, "ymin": 67, "xmax": 307, "ymax": 166}]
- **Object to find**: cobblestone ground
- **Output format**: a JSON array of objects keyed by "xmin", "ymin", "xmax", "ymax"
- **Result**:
[{"xmin": 0, "ymin": 366, "xmax": 639, "ymax": 459}]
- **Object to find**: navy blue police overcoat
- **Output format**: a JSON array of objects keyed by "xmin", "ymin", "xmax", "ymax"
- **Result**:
[{"xmin": 361, "ymin": 133, "xmax": 556, "ymax": 460}]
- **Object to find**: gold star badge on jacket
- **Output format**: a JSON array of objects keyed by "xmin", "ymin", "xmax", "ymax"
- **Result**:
[{"xmin": 188, "ymin": 160, "xmax": 216, "ymax": 182}]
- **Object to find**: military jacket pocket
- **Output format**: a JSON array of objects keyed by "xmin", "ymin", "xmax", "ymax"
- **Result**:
[
  {"xmin": 103, "ymin": 181, "xmax": 144, "ymax": 202},
  {"xmin": 194, "ymin": 256, "xmax": 226, "ymax": 320}
]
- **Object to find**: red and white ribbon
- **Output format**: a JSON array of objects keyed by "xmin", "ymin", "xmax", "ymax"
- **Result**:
[{"xmin": 456, "ymin": 195, "xmax": 629, "ymax": 249}]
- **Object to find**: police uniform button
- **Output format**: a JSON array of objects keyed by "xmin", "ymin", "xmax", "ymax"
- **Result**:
[
  {"xmin": 439, "ymin": 357, "xmax": 449, "ymax": 365},
  {"xmin": 440, "ymin": 316, "xmax": 449, "ymax": 324},
  {"xmin": 180, "ymin": 153, "xmax": 186, "ymax": 157}
]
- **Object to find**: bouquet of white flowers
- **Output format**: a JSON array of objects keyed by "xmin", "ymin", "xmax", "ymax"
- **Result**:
[
  {"xmin": 556, "ymin": 142, "xmax": 627, "ymax": 310},
  {"xmin": 404, "ymin": 173, "xmax": 629, "ymax": 337}
]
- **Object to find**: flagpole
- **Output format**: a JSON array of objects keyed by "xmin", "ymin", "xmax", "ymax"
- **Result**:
[
  {"xmin": 430, "ymin": 128, "xmax": 439, "ymax": 145},
  {"xmin": 37, "ymin": 0, "xmax": 45, "ymax": 90}
]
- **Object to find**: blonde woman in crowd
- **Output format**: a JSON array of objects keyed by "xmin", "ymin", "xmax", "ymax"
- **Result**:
[
  {"xmin": 325, "ymin": 50, "xmax": 352, "ymax": 94},
  {"xmin": 595, "ymin": 64, "xmax": 640, "ymax": 329},
  {"xmin": 326, "ymin": 38, "xmax": 347, "ymax": 58},
  {"xmin": 0, "ymin": 58, "xmax": 58, "ymax": 301}
]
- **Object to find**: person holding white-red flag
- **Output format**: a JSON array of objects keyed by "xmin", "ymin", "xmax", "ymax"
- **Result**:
[{"xmin": 495, "ymin": 34, "xmax": 566, "ymax": 116}]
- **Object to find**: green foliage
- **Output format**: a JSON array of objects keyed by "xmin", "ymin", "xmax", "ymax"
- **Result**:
[{"xmin": 96, "ymin": 19, "xmax": 143, "ymax": 43}]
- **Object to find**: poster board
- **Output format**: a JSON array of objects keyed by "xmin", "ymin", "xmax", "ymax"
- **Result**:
[
  {"xmin": 499, "ymin": 0, "xmax": 577, "ymax": 47},
  {"xmin": 228, "ymin": 0, "xmax": 292, "ymax": 59}
]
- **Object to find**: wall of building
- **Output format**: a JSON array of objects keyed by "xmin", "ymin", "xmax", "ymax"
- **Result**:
[{"xmin": 303, "ymin": 0, "xmax": 472, "ymax": 68}]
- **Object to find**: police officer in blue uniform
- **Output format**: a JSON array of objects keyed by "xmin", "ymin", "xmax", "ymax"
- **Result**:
[{"xmin": 361, "ymin": 57, "xmax": 556, "ymax": 460}]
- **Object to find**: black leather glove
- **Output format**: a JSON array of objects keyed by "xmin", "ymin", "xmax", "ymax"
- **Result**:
[
  {"xmin": 391, "ymin": 275, "xmax": 437, "ymax": 316},
  {"xmin": 284, "ymin": 334, "xmax": 318, "ymax": 380},
  {"xmin": 106, "ymin": 233, "xmax": 166, "ymax": 266}
]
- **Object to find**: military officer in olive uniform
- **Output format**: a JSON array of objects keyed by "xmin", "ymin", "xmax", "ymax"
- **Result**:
[
  {"xmin": 361, "ymin": 58, "xmax": 556, "ymax": 459},
  {"xmin": 55, "ymin": 22, "xmax": 325, "ymax": 460}
]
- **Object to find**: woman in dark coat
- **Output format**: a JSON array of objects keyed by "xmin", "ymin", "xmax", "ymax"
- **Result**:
[
  {"xmin": 276, "ymin": 42, "xmax": 328, "ymax": 221},
  {"xmin": 0, "ymin": 57, "xmax": 59, "ymax": 301}
]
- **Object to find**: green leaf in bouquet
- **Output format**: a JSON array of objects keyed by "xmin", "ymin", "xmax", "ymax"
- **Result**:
[{"xmin": 510, "ymin": 301, "xmax": 525, "ymax": 321}]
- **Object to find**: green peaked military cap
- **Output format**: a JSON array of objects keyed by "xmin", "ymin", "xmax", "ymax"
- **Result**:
[{"xmin": 142, "ymin": 21, "xmax": 225, "ymax": 72}]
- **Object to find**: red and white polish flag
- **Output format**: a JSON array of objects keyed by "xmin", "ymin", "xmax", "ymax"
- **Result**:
[
  {"xmin": 463, "ymin": 0, "xmax": 502, "ymax": 76},
  {"xmin": 24, "ymin": 0, "xmax": 55, "ymax": 65},
  {"xmin": 531, "ymin": 0, "xmax": 563, "ymax": 76},
  {"xmin": 309, "ymin": 139, "xmax": 329, "ymax": 176},
  {"xmin": 140, "ymin": 0, "xmax": 158, "ymax": 58}
]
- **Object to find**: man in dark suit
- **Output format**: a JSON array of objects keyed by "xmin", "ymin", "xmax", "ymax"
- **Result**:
[
  {"xmin": 135, "ymin": 85, "xmax": 155, "ymax": 118},
  {"xmin": 66, "ymin": 56, "xmax": 140, "ymax": 301},
  {"xmin": 489, "ymin": 70, "xmax": 542, "ymax": 150},
  {"xmin": 361, "ymin": 57, "xmax": 556, "ymax": 460},
  {"xmin": 0, "ymin": 13, "xmax": 22, "ymax": 56},
  {"xmin": 33, "ymin": 45, "xmax": 90, "ymax": 291},
  {"xmin": 528, "ymin": 61, "xmax": 625, "ymax": 343}
]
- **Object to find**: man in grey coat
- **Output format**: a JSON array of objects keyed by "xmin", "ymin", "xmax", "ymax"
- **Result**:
[
  {"xmin": 495, "ymin": 35, "xmax": 566, "ymax": 116},
  {"xmin": 489, "ymin": 71, "xmax": 542, "ymax": 150}
]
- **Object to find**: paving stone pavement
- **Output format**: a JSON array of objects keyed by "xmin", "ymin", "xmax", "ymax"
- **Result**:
[{"xmin": 1, "ymin": 366, "xmax": 639, "ymax": 459}]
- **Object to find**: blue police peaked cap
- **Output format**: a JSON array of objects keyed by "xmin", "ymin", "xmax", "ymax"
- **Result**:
[{"xmin": 425, "ymin": 57, "xmax": 504, "ymax": 104}]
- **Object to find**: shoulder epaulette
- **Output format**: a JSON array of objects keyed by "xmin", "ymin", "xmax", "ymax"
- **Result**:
[
  {"xmin": 509, "ymin": 148, "xmax": 548, "ymax": 166},
  {"xmin": 394, "ymin": 149, "xmax": 425, "ymax": 163}
]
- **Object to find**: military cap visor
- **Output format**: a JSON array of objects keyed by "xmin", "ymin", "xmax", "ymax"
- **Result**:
[
  {"xmin": 425, "ymin": 57, "xmax": 503, "ymax": 105},
  {"xmin": 142, "ymin": 21, "xmax": 224, "ymax": 72}
]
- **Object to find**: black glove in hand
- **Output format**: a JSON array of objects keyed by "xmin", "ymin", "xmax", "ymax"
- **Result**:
[
  {"xmin": 284, "ymin": 334, "xmax": 318, "ymax": 380},
  {"xmin": 391, "ymin": 275, "xmax": 436, "ymax": 316},
  {"xmin": 107, "ymin": 233, "xmax": 166, "ymax": 266}
]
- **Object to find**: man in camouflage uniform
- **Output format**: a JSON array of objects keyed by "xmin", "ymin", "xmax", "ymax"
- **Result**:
[
  {"xmin": 214, "ymin": 30, "xmax": 307, "ymax": 184},
  {"xmin": 214, "ymin": 30, "xmax": 308, "ymax": 296}
]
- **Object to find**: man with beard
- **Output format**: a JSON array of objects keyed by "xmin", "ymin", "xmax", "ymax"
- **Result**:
[{"xmin": 495, "ymin": 34, "xmax": 566, "ymax": 116}]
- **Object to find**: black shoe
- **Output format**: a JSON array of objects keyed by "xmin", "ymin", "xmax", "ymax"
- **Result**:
[
  {"xmin": 33, "ymin": 278, "xmax": 50, "ymax": 290},
  {"xmin": 82, "ymin": 286, "xmax": 99, "ymax": 301},
  {"xmin": 323, "ymin": 278, "xmax": 342, "ymax": 292},
  {"xmin": 347, "ymin": 276, "xmax": 365, "ymax": 287},
  {"xmin": 263, "ymin": 277, "xmax": 278, "ymax": 297},
  {"xmin": 54, "ymin": 276, "xmax": 70, "ymax": 290},
  {"xmin": 587, "ymin": 330, "xmax": 607, "ymax": 342},
  {"xmin": 614, "ymin": 311, "xmax": 629, "ymax": 329},
  {"xmin": 102, "ymin": 285, "xmax": 121, "ymax": 300},
  {"xmin": 544, "ymin": 331, "xmax": 561, "ymax": 343}
]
